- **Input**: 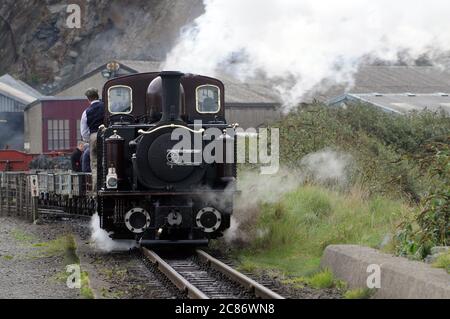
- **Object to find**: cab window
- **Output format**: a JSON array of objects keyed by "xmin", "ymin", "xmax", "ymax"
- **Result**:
[
  {"xmin": 108, "ymin": 86, "xmax": 133, "ymax": 114},
  {"xmin": 196, "ymin": 85, "xmax": 220, "ymax": 113}
]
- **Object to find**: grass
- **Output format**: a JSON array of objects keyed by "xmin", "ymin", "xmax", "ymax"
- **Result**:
[
  {"xmin": 2, "ymin": 255, "xmax": 14, "ymax": 260},
  {"xmin": 11, "ymin": 229, "xmax": 36, "ymax": 243},
  {"xmin": 432, "ymin": 251, "xmax": 450, "ymax": 274},
  {"xmin": 282, "ymin": 269, "xmax": 344, "ymax": 289},
  {"xmin": 101, "ymin": 287, "xmax": 125, "ymax": 299},
  {"xmin": 344, "ymin": 288, "xmax": 374, "ymax": 299},
  {"xmin": 234, "ymin": 185, "xmax": 413, "ymax": 276},
  {"xmin": 101, "ymin": 267, "xmax": 128, "ymax": 281},
  {"xmin": 80, "ymin": 271, "xmax": 94, "ymax": 299},
  {"xmin": 34, "ymin": 235, "xmax": 94, "ymax": 299},
  {"xmin": 33, "ymin": 235, "xmax": 79, "ymax": 265}
]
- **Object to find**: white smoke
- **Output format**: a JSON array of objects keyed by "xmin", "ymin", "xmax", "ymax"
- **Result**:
[
  {"xmin": 224, "ymin": 149, "xmax": 353, "ymax": 243},
  {"xmin": 89, "ymin": 213, "xmax": 138, "ymax": 252},
  {"xmin": 300, "ymin": 149, "xmax": 353, "ymax": 186},
  {"xmin": 165, "ymin": 0, "xmax": 450, "ymax": 107}
]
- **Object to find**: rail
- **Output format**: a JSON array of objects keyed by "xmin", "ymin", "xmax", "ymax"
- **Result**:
[
  {"xmin": 142, "ymin": 248, "xmax": 209, "ymax": 299},
  {"xmin": 142, "ymin": 247, "xmax": 284, "ymax": 299}
]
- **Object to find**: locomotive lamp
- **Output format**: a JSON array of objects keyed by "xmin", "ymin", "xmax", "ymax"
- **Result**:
[
  {"xmin": 105, "ymin": 130, "xmax": 125, "ymax": 189},
  {"xmin": 106, "ymin": 167, "xmax": 118, "ymax": 189},
  {"xmin": 102, "ymin": 61, "xmax": 121, "ymax": 79}
]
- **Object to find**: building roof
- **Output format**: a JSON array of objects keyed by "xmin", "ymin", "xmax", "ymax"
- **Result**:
[
  {"xmin": 0, "ymin": 74, "xmax": 43, "ymax": 105},
  {"xmin": 311, "ymin": 66, "xmax": 450, "ymax": 102},
  {"xmin": 328, "ymin": 93, "xmax": 450, "ymax": 114},
  {"xmin": 25, "ymin": 96, "xmax": 86, "ymax": 111},
  {"xmin": 52, "ymin": 62, "xmax": 137, "ymax": 96},
  {"xmin": 53, "ymin": 60, "xmax": 281, "ymax": 105}
]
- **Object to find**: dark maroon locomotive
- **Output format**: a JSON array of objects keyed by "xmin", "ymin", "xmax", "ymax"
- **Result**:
[{"xmin": 97, "ymin": 72, "xmax": 237, "ymax": 245}]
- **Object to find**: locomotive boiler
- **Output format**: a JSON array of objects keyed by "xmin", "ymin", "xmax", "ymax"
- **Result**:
[{"xmin": 97, "ymin": 71, "xmax": 237, "ymax": 245}]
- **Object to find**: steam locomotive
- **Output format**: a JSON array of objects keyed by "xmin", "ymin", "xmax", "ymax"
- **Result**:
[{"xmin": 97, "ymin": 72, "xmax": 237, "ymax": 245}]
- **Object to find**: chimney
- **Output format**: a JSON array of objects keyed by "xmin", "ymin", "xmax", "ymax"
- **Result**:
[{"xmin": 159, "ymin": 71, "xmax": 184, "ymax": 122}]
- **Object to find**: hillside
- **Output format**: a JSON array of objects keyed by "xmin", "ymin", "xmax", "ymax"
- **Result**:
[{"xmin": 0, "ymin": 0, "xmax": 203, "ymax": 93}]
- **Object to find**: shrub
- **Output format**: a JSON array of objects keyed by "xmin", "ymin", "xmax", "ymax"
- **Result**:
[{"xmin": 396, "ymin": 140, "xmax": 450, "ymax": 258}]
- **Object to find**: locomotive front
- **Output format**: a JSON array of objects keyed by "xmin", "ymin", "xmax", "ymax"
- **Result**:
[{"xmin": 97, "ymin": 71, "xmax": 237, "ymax": 245}]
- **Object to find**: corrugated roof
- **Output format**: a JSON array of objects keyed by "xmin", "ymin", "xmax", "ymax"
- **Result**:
[
  {"xmin": 329, "ymin": 93, "xmax": 450, "ymax": 114},
  {"xmin": 312, "ymin": 66, "xmax": 450, "ymax": 102},
  {"xmin": 0, "ymin": 74, "xmax": 42, "ymax": 105}
]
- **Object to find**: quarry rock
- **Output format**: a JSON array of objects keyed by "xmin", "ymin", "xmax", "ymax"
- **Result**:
[
  {"xmin": 321, "ymin": 245, "xmax": 450, "ymax": 299},
  {"xmin": 0, "ymin": 0, "xmax": 204, "ymax": 91}
]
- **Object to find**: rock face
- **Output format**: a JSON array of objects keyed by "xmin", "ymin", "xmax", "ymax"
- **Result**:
[{"xmin": 0, "ymin": 0, "xmax": 204, "ymax": 93}]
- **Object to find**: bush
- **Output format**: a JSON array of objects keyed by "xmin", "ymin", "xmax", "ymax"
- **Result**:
[
  {"xmin": 396, "ymin": 141, "xmax": 450, "ymax": 258},
  {"xmin": 274, "ymin": 103, "xmax": 450, "ymax": 200}
]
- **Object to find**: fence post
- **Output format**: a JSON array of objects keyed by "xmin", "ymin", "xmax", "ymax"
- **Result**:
[
  {"xmin": 26, "ymin": 175, "xmax": 31, "ymax": 220},
  {"xmin": 29, "ymin": 174, "xmax": 39, "ymax": 222},
  {"xmin": 6, "ymin": 174, "xmax": 10, "ymax": 216}
]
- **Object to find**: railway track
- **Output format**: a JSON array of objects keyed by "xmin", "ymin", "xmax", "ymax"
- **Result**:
[{"xmin": 142, "ymin": 247, "xmax": 285, "ymax": 299}]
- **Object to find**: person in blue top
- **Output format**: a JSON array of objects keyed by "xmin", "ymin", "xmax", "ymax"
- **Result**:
[
  {"xmin": 80, "ymin": 88, "xmax": 104, "ymax": 191},
  {"xmin": 81, "ymin": 144, "xmax": 91, "ymax": 173}
]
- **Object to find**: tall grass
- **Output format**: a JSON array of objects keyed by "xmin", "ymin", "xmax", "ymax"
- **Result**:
[{"xmin": 236, "ymin": 185, "xmax": 414, "ymax": 276}]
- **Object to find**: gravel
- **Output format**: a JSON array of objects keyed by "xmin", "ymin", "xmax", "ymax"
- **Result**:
[
  {"xmin": 0, "ymin": 216, "xmax": 79, "ymax": 299},
  {"xmin": 0, "ymin": 215, "xmax": 343, "ymax": 299}
]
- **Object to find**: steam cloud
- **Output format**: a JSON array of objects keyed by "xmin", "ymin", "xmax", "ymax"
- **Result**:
[
  {"xmin": 224, "ymin": 149, "xmax": 352, "ymax": 243},
  {"xmin": 300, "ymin": 149, "xmax": 353, "ymax": 186},
  {"xmin": 90, "ymin": 213, "xmax": 137, "ymax": 252},
  {"xmin": 165, "ymin": 0, "xmax": 450, "ymax": 107}
]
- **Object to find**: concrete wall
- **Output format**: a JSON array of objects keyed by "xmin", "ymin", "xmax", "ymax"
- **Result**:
[
  {"xmin": 321, "ymin": 245, "xmax": 450, "ymax": 299},
  {"xmin": 24, "ymin": 103, "xmax": 42, "ymax": 154},
  {"xmin": 226, "ymin": 106, "xmax": 281, "ymax": 128}
]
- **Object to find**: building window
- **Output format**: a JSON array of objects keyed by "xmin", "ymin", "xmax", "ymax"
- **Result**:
[
  {"xmin": 196, "ymin": 85, "xmax": 221, "ymax": 113},
  {"xmin": 48, "ymin": 119, "xmax": 70, "ymax": 151}
]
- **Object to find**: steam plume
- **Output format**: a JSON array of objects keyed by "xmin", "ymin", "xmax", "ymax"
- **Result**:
[
  {"xmin": 90, "ymin": 213, "xmax": 137, "ymax": 252},
  {"xmin": 165, "ymin": 0, "xmax": 450, "ymax": 107},
  {"xmin": 224, "ymin": 149, "xmax": 353, "ymax": 242}
]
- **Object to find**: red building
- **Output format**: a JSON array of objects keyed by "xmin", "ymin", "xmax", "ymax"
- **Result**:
[{"xmin": 24, "ymin": 97, "xmax": 88, "ymax": 154}]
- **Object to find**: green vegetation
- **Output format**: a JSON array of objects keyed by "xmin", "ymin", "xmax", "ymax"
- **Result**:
[
  {"xmin": 101, "ymin": 267, "xmax": 128, "ymax": 281},
  {"xmin": 278, "ymin": 104, "xmax": 449, "ymax": 199},
  {"xmin": 344, "ymin": 288, "xmax": 374, "ymax": 299},
  {"xmin": 433, "ymin": 251, "xmax": 450, "ymax": 274},
  {"xmin": 101, "ymin": 287, "xmax": 125, "ymax": 299},
  {"xmin": 35, "ymin": 235, "xmax": 94, "ymax": 299},
  {"xmin": 2, "ymin": 255, "xmax": 14, "ymax": 260},
  {"xmin": 283, "ymin": 269, "xmax": 337, "ymax": 289},
  {"xmin": 396, "ymin": 141, "xmax": 449, "ymax": 258},
  {"xmin": 230, "ymin": 103, "xmax": 449, "ymax": 279},
  {"xmin": 11, "ymin": 229, "xmax": 36, "ymax": 243},
  {"xmin": 80, "ymin": 271, "xmax": 94, "ymax": 299},
  {"xmin": 33, "ymin": 235, "xmax": 79, "ymax": 265},
  {"xmin": 235, "ymin": 185, "xmax": 412, "ymax": 276}
]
